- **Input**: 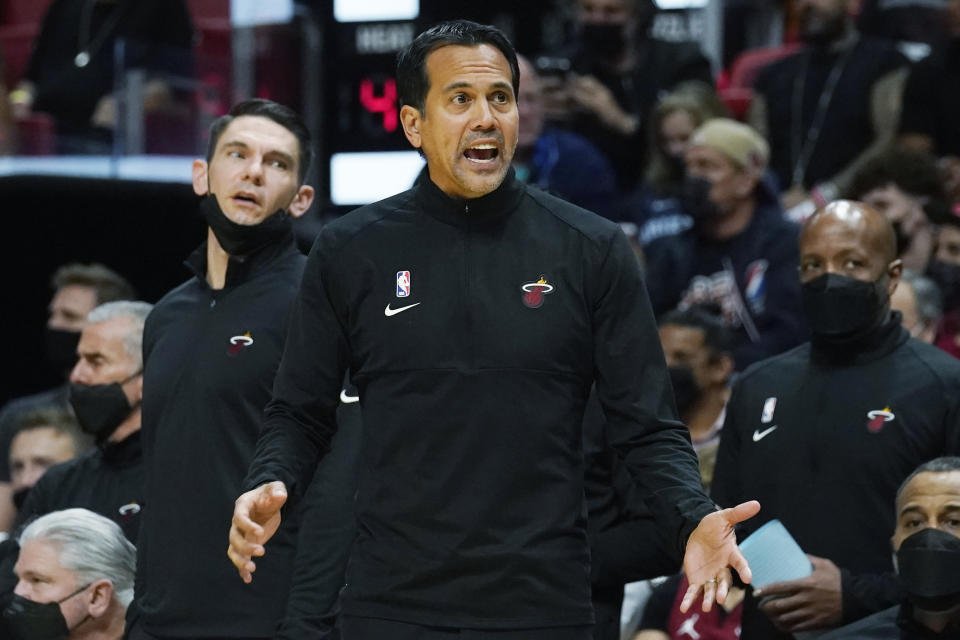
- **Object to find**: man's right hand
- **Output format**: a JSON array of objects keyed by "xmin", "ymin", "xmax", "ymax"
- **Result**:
[{"xmin": 227, "ymin": 481, "xmax": 287, "ymax": 583}]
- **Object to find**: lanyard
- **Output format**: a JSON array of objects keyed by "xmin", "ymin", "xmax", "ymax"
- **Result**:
[{"xmin": 789, "ymin": 41, "xmax": 856, "ymax": 188}]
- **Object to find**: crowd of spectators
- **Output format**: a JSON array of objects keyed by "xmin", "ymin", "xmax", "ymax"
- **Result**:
[{"xmin": 3, "ymin": 1, "xmax": 960, "ymax": 639}]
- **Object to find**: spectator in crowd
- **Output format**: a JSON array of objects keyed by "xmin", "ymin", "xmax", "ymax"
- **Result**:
[
  {"xmin": 712, "ymin": 200, "xmax": 960, "ymax": 638},
  {"xmin": 229, "ymin": 20, "xmax": 758, "ymax": 640},
  {"xmin": 857, "ymin": 0, "xmax": 953, "ymax": 49},
  {"xmin": 620, "ymin": 83, "xmax": 729, "ymax": 247},
  {"xmin": 2, "ymin": 508, "xmax": 135, "ymax": 640},
  {"xmin": 644, "ymin": 118, "xmax": 806, "ymax": 369},
  {"xmin": 930, "ymin": 211, "xmax": 960, "ymax": 358},
  {"xmin": 542, "ymin": 0, "xmax": 713, "ymax": 189},
  {"xmin": 750, "ymin": 0, "xmax": 908, "ymax": 213},
  {"xmin": 16, "ymin": 301, "xmax": 151, "ymax": 543},
  {"xmin": 658, "ymin": 307, "xmax": 734, "ymax": 490},
  {"xmin": 635, "ymin": 573, "xmax": 745, "ymax": 640},
  {"xmin": 8, "ymin": 409, "xmax": 90, "ymax": 516},
  {"xmin": 819, "ymin": 457, "xmax": 960, "ymax": 639},
  {"xmin": 848, "ymin": 149, "xmax": 949, "ymax": 273},
  {"xmin": 9, "ymin": 0, "xmax": 193, "ymax": 154},
  {"xmin": 129, "ymin": 99, "xmax": 358, "ymax": 640},
  {"xmin": 891, "ymin": 270, "xmax": 942, "ymax": 344},
  {"xmin": 513, "ymin": 54, "xmax": 619, "ymax": 219},
  {"xmin": 898, "ymin": 0, "xmax": 960, "ymax": 199},
  {"xmin": 0, "ymin": 263, "xmax": 134, "ymax": 533}
]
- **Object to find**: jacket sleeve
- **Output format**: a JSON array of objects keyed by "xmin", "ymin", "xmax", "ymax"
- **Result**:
[
  {"xmin": 275, "ymin": 400, "xmax": 362, "ymax": 640},
  {"xmin": 592, "ymin": 229, "xmax": 716, "ymax": 558},
  {"xmin": 839, "ymin": 569, "xmax": 903, "ymax": 624},
  {"xmin": 243, "ymin": 233, "xmax": 351, "ymax": 495},
  {"xmin": 710, "ymin": 383, "xmax": 743, "ymax": 510}
]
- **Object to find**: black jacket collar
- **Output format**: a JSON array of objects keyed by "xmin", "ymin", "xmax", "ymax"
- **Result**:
[
  {"xmin": 100, "ymin": 429, "xmax": 142, "ymax": 468},
  {"xmin": 412, "ymin": 167, "xmax": 526, "ymax": 228},
  {"xmin": 811, "ymin": 311, "xmax": 909, "ymax": 367},
  {"xmin": 185, "ymin": 226, "xmax": 298, "ymax": 290}
]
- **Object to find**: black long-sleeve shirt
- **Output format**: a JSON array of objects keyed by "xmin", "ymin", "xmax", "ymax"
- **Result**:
[
  {"xmin": 17, "ymin": 430, "xmax": 144, "ymax": 542},
  {"xmin": 243, "ymin": 171, "xmax": 715, "ymax": 629},
  {"xmin": 712, "ymin": 316, "xmax": 960, "ymax": 638},
  {"xmin": 134, "ymin": 233, "xmax": 308, "ymax": 638}
]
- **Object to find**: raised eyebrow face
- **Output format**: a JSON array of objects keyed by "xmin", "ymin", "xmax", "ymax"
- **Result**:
[
  {"xmin": 442, "ymin": 80, "xmax": 515, "ymax": 96},
  {"xmin": 219, "ymin": 140, "xmax": 297, "ymax": 170}
]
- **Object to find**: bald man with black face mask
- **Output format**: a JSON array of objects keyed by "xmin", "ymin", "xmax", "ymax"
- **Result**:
[{"xmin": 711, "ymin": 201, "xmax": 960, "ymax": 639}]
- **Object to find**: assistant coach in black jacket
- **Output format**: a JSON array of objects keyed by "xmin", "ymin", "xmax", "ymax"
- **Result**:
[
  {"xmin": 127, "ymin": 100, "xmax": 358, "ymax": 640},
  {"xmin": 712, "ymin": 201, "xmax": 960, "ymax": 638},
  {"xmin": 229, "ymin": 20, "xmax": 761, "ymax": 640}
]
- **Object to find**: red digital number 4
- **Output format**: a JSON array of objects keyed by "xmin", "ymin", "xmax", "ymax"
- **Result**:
[{"xmin": 359, "ymin": 78, "xmax": 398, "ymax": 133}]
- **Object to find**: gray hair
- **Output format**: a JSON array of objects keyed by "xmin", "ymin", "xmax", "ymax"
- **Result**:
[
  {"xmin": 86, "ymin": 301, "xmax": 153, "ymax": 368},
  {"xmin": 900, "ymin": 269, "xmax": 943, "ymax": 326},
  {"xmin": 19, "ymin": 508, "xmax": 136, "ymax": 607}
]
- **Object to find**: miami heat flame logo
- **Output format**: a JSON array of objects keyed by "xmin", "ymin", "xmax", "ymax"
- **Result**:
[
  {"xmin": 866, "ymin": 406, "xmax": 895, "ymax": 433},
  {"xmin": 521, "ymin": 276, "xmax": 554, "ymax": 309},
  {"xmin": 228, "ymin": 332, "xmax": 254, "ymax": 356}
]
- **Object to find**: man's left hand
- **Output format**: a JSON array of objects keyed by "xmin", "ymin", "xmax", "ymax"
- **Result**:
[
  {"xmin": 756, "ymin": 555, "xmax": 842, "ymax": 632},
  {"xmin": 680, "ymin": 500, "xmax": 761, "ymax": 613}
]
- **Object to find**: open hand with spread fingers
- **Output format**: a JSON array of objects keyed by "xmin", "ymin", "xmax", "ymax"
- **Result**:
[{"xmin": 680, "ymin": 500, "xmax": 761, "ymax": 614}]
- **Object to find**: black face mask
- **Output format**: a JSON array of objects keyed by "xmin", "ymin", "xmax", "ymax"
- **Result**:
[
  {"xmin": 680, "ymin": 175, "xmax": 723, "ymax": 223},
  {"xmin": 43, "ymin": 328, "xmax": 80, "ymax": 380},
  {"xmin": 668, "ymin": 365, "xmax": 702, "ymax": 417},
  {"xmin": 580, "ymin": 23, "xmax": 627, "ymax": 60},
  {"xmin": 802, "ymin": 273, "xmax": 889, "ymax": 341},
  {"xmin": 2, "ymin": 584, "xmax": 90, "ymax": 640},
  {"xmin": 68, "ymin": 371, "xmax": 139, "ymax": 443},
  {"xmin": 897, "ymin": 528, "xmax": 960, "ymax": 613},
  {"xmin": 927, "ymin": 259, "xmax": 960, "ymax": 314},
  {"xmin": 200, "ymin": 195, "xmax": 291, "ymax": 256},
  {"xmin": 12, "ymin": 487, "xmax": 31, "ymax": 511}
]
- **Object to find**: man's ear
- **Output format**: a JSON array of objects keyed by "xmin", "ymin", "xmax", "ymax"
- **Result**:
[
  {"xmin": 887, "ymin": 258, "xmax": 904, "ymax": 298},
  {"xmin": 87, "ymin": 579, "xmax": 114, "ymax": 618},
  {"xmin": 734, "ymin": 171, "xmax": 759, "ymax": 199},
  {"xmin": 709, "ymin": 353, "xmax": 735, "ymax": 386},
  {"xmin": 287, "ymin": 185, "xmax": 315, "ymax": 219},
  {"xmin": 192, "ymin": 159, "xmax": 209, "ymax": 197},
  {"xmin": 400, "ymin": 104, "xmax": 423, "ymax": 149}
]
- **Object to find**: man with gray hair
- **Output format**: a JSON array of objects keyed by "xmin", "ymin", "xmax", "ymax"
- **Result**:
[
  {"xmin": 16, "ymin": 301, "xmax": 152, "ymax": 543},
  {"xmin": 891, "ymin": 269, "xmax": 942, "ymax": 344},
  {"xmin": 2, "ymin": 508, "xmax": 135, "ymax": 639}
]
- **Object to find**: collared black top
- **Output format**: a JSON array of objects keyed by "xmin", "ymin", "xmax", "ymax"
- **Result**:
[
  {"xmin": 18, "ymin": 430, "xmax": 144, "ymax": 542},
  {"xmin": 244, "ymin": 171, "xmax": 715, "ymax": 629},
  {"xmin": 819, "ymin": 603, "xmax": 960, "ymax": 639},
  {"xmin": 135, "ymin": 231, "xmax": 308, "ymax": 638},
  {"xmin": 712, "ymin": 316, "xmax": 960, "ymax": 638}
]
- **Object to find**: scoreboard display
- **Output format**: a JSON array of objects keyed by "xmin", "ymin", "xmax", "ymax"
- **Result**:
[{"xmin": 321, "ymin": 5, "xmax": 425, "ymax": 207}]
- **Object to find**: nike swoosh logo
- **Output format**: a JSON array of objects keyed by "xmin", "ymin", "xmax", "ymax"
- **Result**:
[
  {"xmin": 384, "ymin": 302, "xmax": 421, "ymax": 317},
  {"xmin": 339, "ymin": 390, "xmax": 359, "ymax": 404},
  {"xmin": 752, "ymin": 426, "xmax": 778, "ymax": 442}
]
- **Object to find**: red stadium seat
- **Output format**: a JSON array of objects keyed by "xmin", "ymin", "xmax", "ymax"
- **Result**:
[{"xmin": 719, "ymin": 43, "xmax": 802, "ymax": 120}]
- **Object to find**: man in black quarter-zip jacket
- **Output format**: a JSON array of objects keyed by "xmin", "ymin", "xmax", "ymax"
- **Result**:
[
  {"xmin": 712, "ymin": 200, "xmax": 960, "ymax": 639},
  {"xmin": 127, "ymin": 99, "xmax": 358, "ymax": 640},
  {"xmin": 229, "ymin": 20, "xmax": 761, "ymax": 640}
]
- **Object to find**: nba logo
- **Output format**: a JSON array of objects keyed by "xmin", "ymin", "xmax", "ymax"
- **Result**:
[{"xmin": 396, "ymin": 271, "xmax": 411, "ymax": 297}]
